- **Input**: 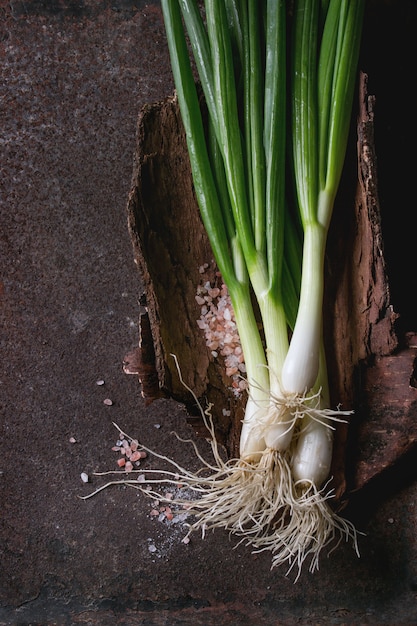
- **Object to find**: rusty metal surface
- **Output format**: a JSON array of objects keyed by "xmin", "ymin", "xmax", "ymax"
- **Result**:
[{"xmin": 1, "ymin": 1, "xmax": 417, "ymax": 624}]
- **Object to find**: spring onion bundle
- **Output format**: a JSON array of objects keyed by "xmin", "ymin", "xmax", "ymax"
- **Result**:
[
  {"xmin": 136, "ymin": 0, "xmax": 364, "ymax": 578},
  {"xmin": 154, "ymin": 0, "xmax": 365, "ymax": 577}
]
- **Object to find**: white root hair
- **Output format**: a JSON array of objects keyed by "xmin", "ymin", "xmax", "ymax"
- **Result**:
[{"xmin": 80, "ymin": 356, "xmax": 360, "ymax": 579}]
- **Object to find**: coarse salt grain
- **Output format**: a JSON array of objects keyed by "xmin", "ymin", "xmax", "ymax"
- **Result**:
[{"xmin": 195, "ymin": 278, "xmax": 248, "ymax": 396}]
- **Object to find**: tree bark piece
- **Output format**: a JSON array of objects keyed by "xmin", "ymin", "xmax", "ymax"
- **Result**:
[
  {"xmin": 126, "ymin": 95, "xmax": 245, "ymax": 448},
  {"xmin": 353, "ymin": 333, "xmax": 417, "ymax": 494},
  {"xmin": 126, "ymin": 73, "xmax": 417, "ymax": 500}
]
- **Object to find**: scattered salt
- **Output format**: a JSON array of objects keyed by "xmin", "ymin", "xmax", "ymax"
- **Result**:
[{"xmin": 195, "ymin": 278, "xmax": 248, "ymax": 396}]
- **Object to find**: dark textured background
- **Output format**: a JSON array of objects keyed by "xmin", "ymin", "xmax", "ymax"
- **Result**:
[{"xmin": 1, "ymin": 1, "xmax": 417, "ymax": 624}]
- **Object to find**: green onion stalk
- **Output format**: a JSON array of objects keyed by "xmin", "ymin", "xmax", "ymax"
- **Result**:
[
  {"xmin": 156, "ymin": 0, "xmax": 364, "ymax": 577},
  {"xmin": 271, "ymin": 0, "xmax": 364, "ymax": 574}
]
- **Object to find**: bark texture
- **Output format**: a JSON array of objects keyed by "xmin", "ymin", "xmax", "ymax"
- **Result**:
[{"xmin": 126, "ymin": 73, "xmax": 417, "ymax": 500}]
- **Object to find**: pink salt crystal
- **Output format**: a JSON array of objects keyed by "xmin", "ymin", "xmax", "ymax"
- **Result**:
[
  {"xmin": 150, "ymin": 509, "xmax": 159, "ymax": 516},
  {"xmin": 103, "ymin": 398, "xmax": 113, "ymax": 406},
  {"xmin": 139, "ymin": 451, "xmax": 147, "ymax": 459},
  {"xmin": 117, "ymin": 458, "xmax": 126, "ymax": 468},
  {"xmin": 125, "ymin": 461, "xmax": 133, "ymax": 473},
  {"xmin": 111, "ymin": 446, "xmax": 121, "ymax": 452},
  {"xmin": 130, "ymin": 440, "xmax": 138, "ymax": 452},
  {"xmin": 129, "ymin": 451, "xmax": 142, "ymax": 463}
]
